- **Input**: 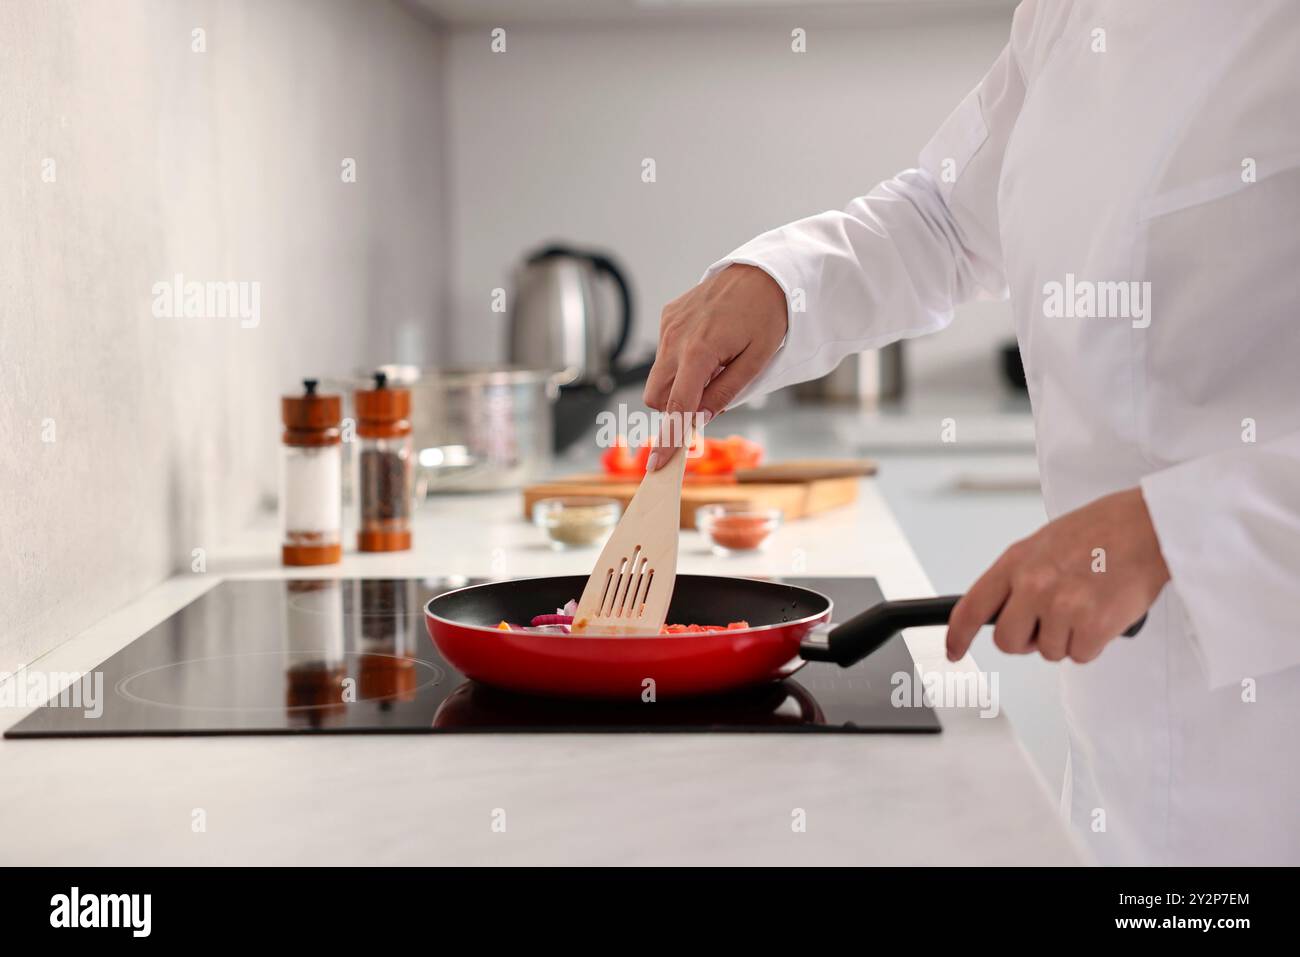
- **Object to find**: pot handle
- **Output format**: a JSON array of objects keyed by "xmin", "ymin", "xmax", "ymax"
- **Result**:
[{"xmin": 799, "ymin": 595, "xmax": 1147, "ymax": 668}]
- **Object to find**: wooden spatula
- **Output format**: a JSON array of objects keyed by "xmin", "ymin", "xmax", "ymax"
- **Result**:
[{"xmin": 573, "ymin": 440, "xmax": 690, "ymax": 635}]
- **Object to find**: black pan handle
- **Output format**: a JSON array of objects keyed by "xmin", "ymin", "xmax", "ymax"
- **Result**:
[{"xmin": 799, "ymin": 594, "xmax": 1147, "ymax": 669}]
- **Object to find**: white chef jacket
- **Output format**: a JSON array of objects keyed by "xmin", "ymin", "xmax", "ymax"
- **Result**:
[{"xmin": 708, "ymin": 0, "xmax": 1299, "ymax": 865}]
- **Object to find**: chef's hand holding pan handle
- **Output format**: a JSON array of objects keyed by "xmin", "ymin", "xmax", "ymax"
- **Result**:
[{"xmin": 798, "ymin": 595, "xmax": 1146, "ymax": 669}]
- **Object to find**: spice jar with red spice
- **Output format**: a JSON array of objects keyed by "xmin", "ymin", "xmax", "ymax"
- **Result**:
[
  {"xmin": 354, "ymin": 371, "xmax": 413, "ymax": 552},
  {"xmin": 695, "ymin": 503, "xmax": 783, "ymax": 555},
  {"xmin": 281, "ymin": 379, "xmax": 343, "ymax": 566}
]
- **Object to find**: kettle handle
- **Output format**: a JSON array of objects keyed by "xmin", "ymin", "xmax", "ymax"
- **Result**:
[
  {"xmin": 587, "ymin": 252, "xmax": 633, "ymax": 367},
  {"xmin": 528, "ymin": 244, "xmax": 634, "ymax": 369}
]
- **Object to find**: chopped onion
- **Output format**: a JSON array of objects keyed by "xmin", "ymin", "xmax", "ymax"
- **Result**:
[{"xmin": 531, "ymin": 613, "xmax": 574, "ymax": 627}]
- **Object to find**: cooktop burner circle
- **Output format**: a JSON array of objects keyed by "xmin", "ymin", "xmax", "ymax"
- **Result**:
[{"xmin": 116, "ymin": 651, "xmax": 444, "ymax": 713}]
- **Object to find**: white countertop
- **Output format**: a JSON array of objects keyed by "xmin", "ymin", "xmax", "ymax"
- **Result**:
[{"xmin": 0, "ymin": 482, "xmax": 1083, "ymax": 865}]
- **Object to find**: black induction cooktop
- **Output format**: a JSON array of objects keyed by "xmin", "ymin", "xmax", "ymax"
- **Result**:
[{"xmin": 4, "ymin": 577, "xmax": 939, "ymax": 737}]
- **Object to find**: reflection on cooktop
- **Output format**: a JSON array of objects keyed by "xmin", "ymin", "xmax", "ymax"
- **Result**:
[
  {"xmin": 4, "ymin": 577, "xmax": 939, "ymax": 737},
  {"xmin": 433, "ymin": 679, "xmax": 826, "ymax": 730}
]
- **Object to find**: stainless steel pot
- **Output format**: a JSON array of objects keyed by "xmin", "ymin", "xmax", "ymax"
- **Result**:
[
  {"xmin": 793, "ymin": 343, "xmax": 905, "ymax": 406},
  {"xmin": 376, "ymin": 365, "xmax": 559, "ymax": 493}
]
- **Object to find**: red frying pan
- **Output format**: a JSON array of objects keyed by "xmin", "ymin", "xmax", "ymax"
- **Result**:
[{"xmin": 424, "ymin": 574, "xmax": 1147, "ymax": 700}]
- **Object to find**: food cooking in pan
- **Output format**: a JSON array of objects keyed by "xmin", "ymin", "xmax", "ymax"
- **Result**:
[{"xmin": 495, "ymin": 599, "xmax": 749, "ymax": 635}]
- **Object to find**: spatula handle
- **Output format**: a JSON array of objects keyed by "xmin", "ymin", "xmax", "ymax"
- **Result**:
[{"xmin": 573, "ymin": 425, "xmax": 691, "ymax": 632}]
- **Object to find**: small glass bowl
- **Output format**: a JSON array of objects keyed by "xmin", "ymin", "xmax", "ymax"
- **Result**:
[
  {"xmin": 695, "ymin": 503, "xmax": 783, "ymax": 555},
  {"xmin": 533, "ymin": 497, "xmax": 621, "ymax": 550}
]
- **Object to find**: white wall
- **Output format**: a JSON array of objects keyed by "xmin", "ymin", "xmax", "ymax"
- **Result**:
[
  {"xmin": 443, "ymin": 11, "xmax": 1016, "ymax": 390},
  {"xmin": 0, "ymin": 0, "xmax": 446, "ymax": 673}
]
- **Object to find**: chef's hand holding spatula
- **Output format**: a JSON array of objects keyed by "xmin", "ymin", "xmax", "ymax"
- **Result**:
[{"xmin": 642, "ymin": 264, "xmax": 788, "ymax": 472}]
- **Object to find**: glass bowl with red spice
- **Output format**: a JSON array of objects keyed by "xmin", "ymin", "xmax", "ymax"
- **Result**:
[{"xmin": 695, "ymin": 503, "xmax": 783, "ymax": 556}]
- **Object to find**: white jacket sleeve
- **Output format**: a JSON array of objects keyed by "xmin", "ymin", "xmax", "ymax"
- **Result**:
[
  {"xmin": 706, "ymin": 1, "xmax": 1046, "ymax": 406},
  {"xmin": 1141, "ymin": 432, "xmax": 1300, "ymax": 687}
]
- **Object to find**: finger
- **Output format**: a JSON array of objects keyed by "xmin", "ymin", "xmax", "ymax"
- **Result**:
[
  {"xmin": 1067, "ymin": 628, "xmax": 1108, "ymax": 664},
  {"xmin": 648, "ymin": 410, "xmax": 711, "ymax": 472},
  {"xmin": 992, "ymin": 587, "xmax": 1039, "ymax": 655},
  {"xmin": 642, "ymin": 351, "xmax": 676, "ymax": 410},
  {"xmin": 664, "ymin": 346, "xmax": 714, "ymax": 422},
  {"xmin": 699, "ymin": 345, "xmax": 767, "ymax": 416},
  {"xmin": 946, "ymin": 559, "xmax": 1012, "ymax": 661},
  {"xmin": 1035, "ymin": 614, "xmax": 1071, "ymax": 662},
  {"xmin": 643, "ymin": 365, "xmax": 723, "ymax": 469},
  {"xmin": 647, "ymin": 350, "xmax": 716, "ymax": 470}
]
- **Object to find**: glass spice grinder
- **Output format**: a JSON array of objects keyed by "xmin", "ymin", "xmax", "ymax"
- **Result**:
[
  {"xmin": 281, "ymin": 379, "xmax": 343, "ymax": 566},
  {"xmin": 354, "ymin": 371, "xmax": 413, "ymax": 552}
]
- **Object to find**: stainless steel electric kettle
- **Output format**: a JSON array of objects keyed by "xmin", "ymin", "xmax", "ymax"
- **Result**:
[{"xmin": 508, "ymin": 244, "xmax": 633, "ymax": 390}]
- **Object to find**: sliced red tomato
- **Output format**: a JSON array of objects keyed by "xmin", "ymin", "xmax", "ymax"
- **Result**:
[
  {"xmin": 600, "ymin": 442, "xmax": 640, "ymax": 476},
  {"xmin": 717, "ymin": 434, "xmax": 763, "ymax": 471},
  {"xmin": 600, "ymin": 434, "xmax": 763, "ymax": 478}
]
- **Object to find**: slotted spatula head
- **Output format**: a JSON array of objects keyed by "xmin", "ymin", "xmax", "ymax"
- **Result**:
[{"xmin": 573, "ymin": 440, "xmax": 690, "ymax": 635}]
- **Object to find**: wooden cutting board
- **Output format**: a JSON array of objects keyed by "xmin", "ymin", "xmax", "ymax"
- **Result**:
[{"xmin": 523, "ymin": 459, "xmax": 877, "ymax": 529}]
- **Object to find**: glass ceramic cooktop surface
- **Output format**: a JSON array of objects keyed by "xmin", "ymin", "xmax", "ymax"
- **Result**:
[{"xmin": 5, "ymin": 577, "xmax": 940, "ymax": 736}]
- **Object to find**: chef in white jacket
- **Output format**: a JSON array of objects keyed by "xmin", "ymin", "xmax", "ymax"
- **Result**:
[{"xmin": 644, "ymin": 0, "xmax": 1299, "ymax": 866}]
